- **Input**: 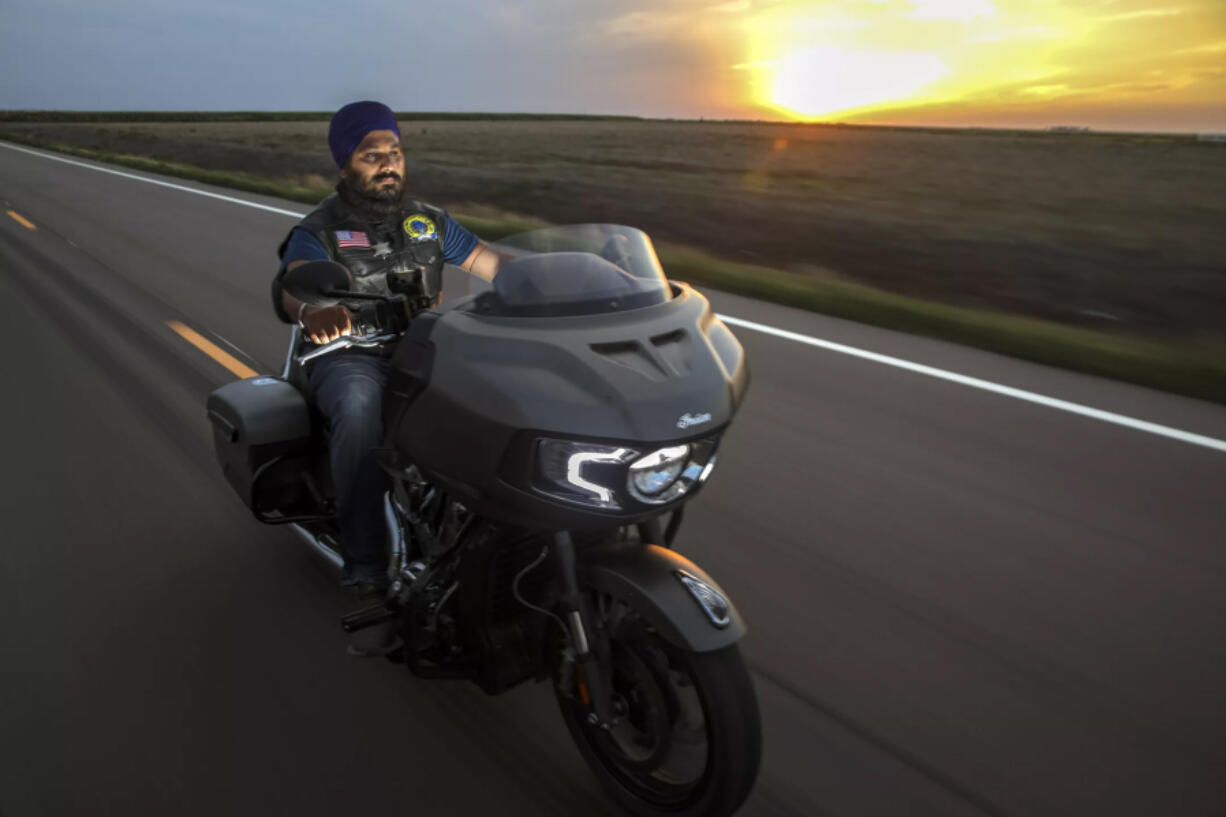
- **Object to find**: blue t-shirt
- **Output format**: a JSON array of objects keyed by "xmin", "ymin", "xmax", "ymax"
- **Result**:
[{"xmin": 280, "ymin": 212, "xmax": 479, "ymax": 269}]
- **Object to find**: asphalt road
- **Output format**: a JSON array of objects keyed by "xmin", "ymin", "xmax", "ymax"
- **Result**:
[{"xmin": 2, "ymin": 141, "xmax": 1225, "ymax": 817}]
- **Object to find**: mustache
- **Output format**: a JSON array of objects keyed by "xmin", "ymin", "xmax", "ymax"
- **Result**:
[{"xmin": 374, "ymin": 172, "xmax": 402, "ymax": 182}]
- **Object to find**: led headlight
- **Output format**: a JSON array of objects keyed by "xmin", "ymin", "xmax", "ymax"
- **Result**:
[
  {"xmin": 535, "ymin": 439, "xmax": 638, "ymax": 509},
  {"xmin": 627, "ymin": 445, "xmax": 689, "ymax": 502},
  {"xmin": 533, "ymin": 436, "xmax": 722, "ymax": 511}
]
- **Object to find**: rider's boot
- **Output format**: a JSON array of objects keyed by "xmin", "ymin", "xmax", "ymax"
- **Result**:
[{"xmin": 342, "ymin": 576, "xmax": 402, "ymax": 657}]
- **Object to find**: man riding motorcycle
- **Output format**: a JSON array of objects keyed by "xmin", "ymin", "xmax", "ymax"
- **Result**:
[{"xmin": 271, "ymin": 101, "xmax": 503, "ymax": 648}]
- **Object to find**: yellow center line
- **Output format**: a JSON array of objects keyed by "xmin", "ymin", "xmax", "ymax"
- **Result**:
[
  {"xmin": 6, "ymin": 210, "xmax": 37, "ymax": 230},
  {"xmin": 166, "ymin": 320, "xmax": 259, "ymax": 380}
]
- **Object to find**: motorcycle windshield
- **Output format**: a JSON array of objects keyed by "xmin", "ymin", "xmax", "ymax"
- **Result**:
[{"xmin": 476, "ymin": 224, "xmax": 671, "ymax": 317}]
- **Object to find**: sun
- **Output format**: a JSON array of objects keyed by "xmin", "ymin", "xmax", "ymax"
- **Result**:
[
  {"xmin": 737, "ymin": 2, "xmax": 971, "ymax": 120},
  {"xmin": 767, "ymin": 47, "xmax": 951, "ymax": 119}
]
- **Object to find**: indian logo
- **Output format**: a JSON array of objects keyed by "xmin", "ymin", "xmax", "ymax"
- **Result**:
[{"xmin": 676, "ymin": 412, "xmax": 712, "ymax": 430}]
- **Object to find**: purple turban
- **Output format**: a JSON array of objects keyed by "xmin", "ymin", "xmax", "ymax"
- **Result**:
[{"xmin": 328, "ymin": 101, "xmax": 400, "ymax": 168}]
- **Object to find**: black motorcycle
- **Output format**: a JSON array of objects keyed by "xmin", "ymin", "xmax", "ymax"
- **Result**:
[{"xmin": 206, "ymin": 224, "xmax": 759, "ymax": 816}]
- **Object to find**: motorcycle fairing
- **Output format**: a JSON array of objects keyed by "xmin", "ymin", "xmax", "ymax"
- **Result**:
[{"xmin": 384, "ymin": 283, "xmax": 749, "ymax": 531}]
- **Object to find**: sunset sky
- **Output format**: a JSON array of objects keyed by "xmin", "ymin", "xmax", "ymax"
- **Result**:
[
  {"xmin": 728, "ymin": 0, "xmax": 1226, "ymax": 129},
  {"xmin": 2, "ymin": 0, "xmax": 1224, "ymax": 132}
]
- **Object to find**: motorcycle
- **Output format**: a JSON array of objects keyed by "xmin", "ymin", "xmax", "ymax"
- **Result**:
[{"xmin": 206, "ymin": 224, "xmax": 759, "ymax": 816}]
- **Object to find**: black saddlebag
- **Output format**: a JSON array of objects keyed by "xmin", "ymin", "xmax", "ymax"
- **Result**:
[{"xmin": 207, "ymin": 377, "xmax": 322, "ymax": 521}]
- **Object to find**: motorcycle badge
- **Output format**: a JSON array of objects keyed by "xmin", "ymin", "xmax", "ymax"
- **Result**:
[
  {"xmin": 403, "ymin": 214, "xmax": 438, "ymax": 242},
  {"xmin": 676, "ymin": 412, "xmax": 712, "ymax": 430}
]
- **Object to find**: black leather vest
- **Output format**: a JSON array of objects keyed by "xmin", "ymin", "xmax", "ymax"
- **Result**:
[{"xmin": 274, "ymin": 194, "xmax": 449, "ymax": 321}]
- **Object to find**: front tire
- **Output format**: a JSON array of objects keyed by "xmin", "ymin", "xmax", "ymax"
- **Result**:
[{"xmin": 556, "ymin": 615, "xmax": 761, "ymax": 817}]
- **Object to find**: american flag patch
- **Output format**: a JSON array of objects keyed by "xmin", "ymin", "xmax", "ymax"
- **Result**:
[{"xmin": 335, "ymin": 230, "xmax": 370, "ymax": 249}]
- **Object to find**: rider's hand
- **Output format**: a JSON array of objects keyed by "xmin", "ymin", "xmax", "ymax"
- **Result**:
[{"xmin": 301, "ymin": 305, "xmax": 353, "ymax": 345}]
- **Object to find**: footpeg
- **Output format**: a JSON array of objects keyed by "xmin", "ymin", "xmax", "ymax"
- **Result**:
[{"xmin": 341, "ymin": 604, "xmax": 398, "ymax": 633}]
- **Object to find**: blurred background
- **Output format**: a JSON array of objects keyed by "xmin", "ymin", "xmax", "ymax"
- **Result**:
[{"xmin": 4, "ymin": 0, "xmax": 1224, "ymax": 396}]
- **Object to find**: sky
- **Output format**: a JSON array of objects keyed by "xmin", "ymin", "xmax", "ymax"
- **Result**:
[{"xmin": 1, "ymin": 0, "xmax": 1223, "ymax": 132}]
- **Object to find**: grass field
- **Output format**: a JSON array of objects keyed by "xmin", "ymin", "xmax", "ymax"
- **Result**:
[
  {"xmin": 5, "ymin": 118, "xmax": 1223, "ymax": 337},
  {"xmin": 3, "ymin": 116, "xmax": 1223, "ymax": 403}
]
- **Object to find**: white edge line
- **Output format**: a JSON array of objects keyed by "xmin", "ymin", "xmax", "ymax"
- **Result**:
[
  {"xmin": 0, "ymin": 141, "xmax": 306, "ymax": 218},
  {"xmin": 4, "ymin": 138, "xmax": 1222, "ymax": 455},
  {"xmin": 717, "ymin": 315, "xmax": 1226, "ymax": 454}
]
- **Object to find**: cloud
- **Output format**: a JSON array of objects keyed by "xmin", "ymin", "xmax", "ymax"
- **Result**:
[
  {"xmin": 1007, "ymin": 76, "xmax": 1186, "ymax": 103},
  {"xmin": 908, "ymin": 0, "xmax": 996, "ymax": 22},
  {"xmin": 967, "ymin": 24, "xmax": 1058, "ymax": 44},
  {"xmin": 1174, "ymin": 39, "xmax": 1226, "ymax": 55},
  {"xmin": 1098, "ymin": 6, "xmax": 1184, "ymax": 23},
  {"xmin": 603, "ymin": 9, "xmax": 689, "ymax": 38},
  {"xmin": 709, "ymin": 0, "xmax": 751, "ymax": 12},
  {"xmin": 1019, "ymin": 83, "xmax": 1073, "ymax": 98}
]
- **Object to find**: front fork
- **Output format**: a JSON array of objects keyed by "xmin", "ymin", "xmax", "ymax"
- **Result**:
[{"xmin": 553, "ymin": 531, "xmax": 616, "ymax": 730}]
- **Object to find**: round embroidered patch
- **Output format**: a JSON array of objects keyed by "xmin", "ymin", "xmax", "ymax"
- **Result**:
[{"xmin": 404, "ymin": 214, "xmax": 437, "ymax": 242}]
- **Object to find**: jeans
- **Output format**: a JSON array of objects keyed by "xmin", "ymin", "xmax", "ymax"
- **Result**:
[{"xmin": 307, "ymin": 352, "xmax": 391, "ymax": 585}]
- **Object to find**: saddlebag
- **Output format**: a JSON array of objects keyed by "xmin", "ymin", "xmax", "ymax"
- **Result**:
[{"xmin": 207, "ymin": 377, "xmax": 323, "ymax": 521}]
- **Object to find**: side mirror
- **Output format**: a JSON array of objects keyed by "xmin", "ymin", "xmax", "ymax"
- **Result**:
[{"xmin": 282, "ymin": 261, "xmax": 351, "ymax": 306}]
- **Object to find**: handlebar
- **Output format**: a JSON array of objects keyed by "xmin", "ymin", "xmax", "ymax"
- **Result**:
[{"xmin": 297, "ymin": 332, "xmax": 401, "ymax": 365}]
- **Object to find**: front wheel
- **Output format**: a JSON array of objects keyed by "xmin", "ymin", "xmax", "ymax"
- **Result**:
[{"xmin": 556, "ymin": 614, "xmax": 761, "ymax": 817}]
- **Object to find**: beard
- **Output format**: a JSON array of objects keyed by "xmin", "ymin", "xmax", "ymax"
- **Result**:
[{"xmin": 336, "ymin": 169, "xmax": 406, "ymax": 222}]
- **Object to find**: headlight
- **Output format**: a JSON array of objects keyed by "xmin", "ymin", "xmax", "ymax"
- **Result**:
[
  {"xmin": 533, "ymin": 437, "xmax": 721, "ymax": 511},
  {"xmin": 536, "ymin": 439, "xmax": 638, "ymax": 509},
  {"xmin": 627, "ymin": 445, "xmax": 689, "ymax": 503}
]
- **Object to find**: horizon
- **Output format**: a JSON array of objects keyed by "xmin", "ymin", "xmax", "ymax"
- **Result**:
[{"xmin": 2, "ymin": 108, "xmax": 1221, "ymax": 137}]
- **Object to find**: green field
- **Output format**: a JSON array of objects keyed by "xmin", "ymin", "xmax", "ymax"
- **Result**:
[{"xmin": 3, "ymin": 114, "xmax": 1223, "ymax": 403}]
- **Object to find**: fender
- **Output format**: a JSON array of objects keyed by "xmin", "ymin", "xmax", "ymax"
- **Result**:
[{"xmin": 578, "ymin": 543, "xmax": 746, "ymax": 652}]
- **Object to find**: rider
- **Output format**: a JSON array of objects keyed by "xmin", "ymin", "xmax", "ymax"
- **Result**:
[{"xmin": 272, "ymin": 101, "xmax": 503, "ymax": 616}]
